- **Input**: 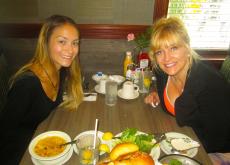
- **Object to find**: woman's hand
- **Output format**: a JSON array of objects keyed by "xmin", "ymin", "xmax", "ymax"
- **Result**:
[{"xmin": 144, "ymin": 91, "xmax": 160, "ymax": 108}]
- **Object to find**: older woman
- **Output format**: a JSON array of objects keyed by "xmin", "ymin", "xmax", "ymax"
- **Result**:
[
  {"xmin": 145, "ymin": 17, "xmax": 230, "ymax": 163},
  {"xmin": 0, "ymin": 15, "xmax": 83, "ymax": 164}
]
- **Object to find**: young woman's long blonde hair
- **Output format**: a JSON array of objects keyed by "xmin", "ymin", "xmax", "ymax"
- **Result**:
[
  {"xmin": 149, "ymin": 16, "xmax": 201, "ymax": 71},
  {"xmin": 10, "ymin": 15, "xmax": 83, "ymax": 110}
]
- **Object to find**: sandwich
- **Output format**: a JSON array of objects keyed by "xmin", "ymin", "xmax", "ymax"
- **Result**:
[{"xmin": 97, "ymin": 142, "xmax": 155, "ymax": 165}]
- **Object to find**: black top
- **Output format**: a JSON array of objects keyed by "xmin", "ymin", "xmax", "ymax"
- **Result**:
[
  {"xmin": 155, "ymin": 60, "xmax": 230, "ymax": 153},
  {"xmin": 0, "ymin": 70, "xmax": 65, "ymax": 164}
]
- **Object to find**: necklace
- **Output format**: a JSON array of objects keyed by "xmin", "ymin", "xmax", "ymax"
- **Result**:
[{"xmin": 40, "ymin": 63, "xmax": 58, "ymax": 90}]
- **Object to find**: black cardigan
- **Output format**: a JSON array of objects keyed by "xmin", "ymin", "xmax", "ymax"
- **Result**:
[
  {"xmin": 155, "ymin": 60, "xmax": 230, "ymax": 153},
  {"xmin": 0, "ymin": 70, "xmax": 65, "ymax": 164}
]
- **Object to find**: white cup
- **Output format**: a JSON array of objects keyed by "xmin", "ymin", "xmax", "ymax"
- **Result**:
[{"xmin": 121, "ymin": 81, "xmax": 139, "ymax": 98}]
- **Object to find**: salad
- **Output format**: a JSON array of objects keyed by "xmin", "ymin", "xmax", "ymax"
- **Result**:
[{"xmin": 113, "ymin": 128, "xmax": 156, "ymax": 153}]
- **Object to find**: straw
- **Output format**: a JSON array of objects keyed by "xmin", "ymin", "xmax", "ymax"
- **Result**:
[{"xmin": 93, "ymin": 118, "xmax": 99, "ymax": 149}]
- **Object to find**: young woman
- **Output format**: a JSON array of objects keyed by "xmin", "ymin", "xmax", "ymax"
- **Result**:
[
  {"xmin": 145, "ymin": 17, "xmax": 230, "ymax": 163},
  {"xmin": 0, "ymin": 15, "xmax": 83, "ymax": 164}
]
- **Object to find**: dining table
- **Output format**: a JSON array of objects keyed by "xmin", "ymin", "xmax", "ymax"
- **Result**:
[{"xmin": 20, "ymin": 81, "xmax": 212, "ymax": 165}]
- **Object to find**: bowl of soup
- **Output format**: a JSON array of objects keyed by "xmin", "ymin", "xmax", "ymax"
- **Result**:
[{"xmin": 29, "ymin": 131, "xmax": 71, "ymax": 161}]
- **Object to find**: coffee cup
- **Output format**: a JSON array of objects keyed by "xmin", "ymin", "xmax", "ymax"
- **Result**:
[
  {"xmin": 121, "ymin": 81, "xmax": 139, "ymax": 98},
  {"xmin": 99, "ymin": 78, "xmax": 107, "ymax": 93}
]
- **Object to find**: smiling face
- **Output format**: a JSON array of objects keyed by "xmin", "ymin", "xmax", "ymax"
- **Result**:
[
  {"xmin": 150, "ymin": 17, "xmax": 193, "ymax": 78},
  {"xmin": 48, "ymin": 23, "xmax": 79, "ymax": 70},
  {"xmin": 154, "ymin": 44, "xmax": 190, "ymax": 77}
]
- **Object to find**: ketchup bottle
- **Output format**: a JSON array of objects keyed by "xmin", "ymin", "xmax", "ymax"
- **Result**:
[{"xmin": 137, "ymin": 52, "xmax": 151, "ymax": 69}]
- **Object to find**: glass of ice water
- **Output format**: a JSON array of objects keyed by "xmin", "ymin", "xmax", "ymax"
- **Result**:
[{"xmin": 105, "ymin": 81, "xmax": 118, "ymax": 106}]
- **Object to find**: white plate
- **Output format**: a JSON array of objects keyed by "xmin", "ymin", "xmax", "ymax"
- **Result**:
[
  {"xmin": 95, "ymin": 84, "xmax": 105, "ymax": 94},
  {"xmin": 73, "ymin": 130, "xmax": 113, "ymax": 155},
  {"xmin": 160, "ymin": 132, "xmax": 198, "ymax": 158},
  {"xmin": 31, "ymin": 147, "xmax": 73, "ymax": 165},
  {"xmin": 109, "ymin": 75, "xmax": 125, "ymax": 85},
  {"xmin": 117, "ymin": 89, "xmax": 139, "ymax": 100},
  {"xmin": 92, "ymin": 74, "xmax": 108, "ymax": 83},
  {"xmin": 114, "ymin": 131, "xmax": 161, "ymax": 161}
]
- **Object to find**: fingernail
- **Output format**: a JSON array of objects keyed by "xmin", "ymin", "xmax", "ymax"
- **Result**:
[{"xmin": 151, "ymin": 102, "xmax": 156, "ymax": 108}]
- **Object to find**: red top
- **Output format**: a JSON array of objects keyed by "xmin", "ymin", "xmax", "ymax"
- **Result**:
[{"xmin": 163, "ymin": 87, "xmax": 175, "ymax": 116}]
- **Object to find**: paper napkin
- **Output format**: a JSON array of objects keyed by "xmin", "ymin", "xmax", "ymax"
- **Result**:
[{"xmin": 83, "ymin": 93, "xmax": 97, "ymax": 101}]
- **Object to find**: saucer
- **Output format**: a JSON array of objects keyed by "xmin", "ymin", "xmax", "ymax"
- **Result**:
[
  {"xmin": 117, "ymin": 89, "xmax": 139, "ymax": 100},
  {"xmin": 95, "ymin": 84, "xmax": 105, "ymax": 94}
]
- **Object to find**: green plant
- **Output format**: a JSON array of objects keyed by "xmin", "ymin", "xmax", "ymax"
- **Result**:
[{"xmin": 127, "ymin": 27, "xmax": 153, "ymax": 52}]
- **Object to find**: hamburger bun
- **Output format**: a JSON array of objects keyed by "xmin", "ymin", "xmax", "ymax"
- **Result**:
[
  {"xmin": 113, "ymin": 151, "xmax": 154, "ymax": 165},
  {"xmin": 110, "ymin": 143, "xmax": 139, "ymax": 161},
  {"xmin": 98, "ymin": 143, "xmax": 154, "ymax": 165}
]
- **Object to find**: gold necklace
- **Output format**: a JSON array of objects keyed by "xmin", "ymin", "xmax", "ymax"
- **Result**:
[{"xmin": 40, "ymin": 63, "xmax": 58, "ymax": 90}]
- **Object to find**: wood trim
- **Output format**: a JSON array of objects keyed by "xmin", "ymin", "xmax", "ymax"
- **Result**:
[
  {"xmin": 0, "ymin": 23, "xmax": 41, "ymax": 38},
  {"xmin": 78, "ymin": 24, "xmax": 149, "ymax": 39},
  {"xmin": 153, "ymin": 0, "xmax": 169, "ymax": 21},
  {"xmin": 0, "ymin": 23, "xmax": 149, "ymax": 39}
]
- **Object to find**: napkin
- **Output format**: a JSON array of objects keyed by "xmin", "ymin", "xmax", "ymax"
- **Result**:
[
  {"xmin": 171, "ymin": 138, "xmax": 200, "ymax": 151},
  {"xmin": 83, "ymin": 93, "xmax": 97, "ymax": 101}
]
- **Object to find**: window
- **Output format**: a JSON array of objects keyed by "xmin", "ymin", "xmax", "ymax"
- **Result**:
[{"xmin": 167, "ymin": 0, "xmax": 230, "ymax": 50}]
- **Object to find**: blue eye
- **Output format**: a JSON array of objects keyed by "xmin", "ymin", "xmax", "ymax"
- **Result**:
[
  {"xmin": 171, "ymin": 46, "xmax": 178, "ymax": 51},
  {"xmin": 154, "ymin": 50, "xmax": 162, "ymax": 56}
]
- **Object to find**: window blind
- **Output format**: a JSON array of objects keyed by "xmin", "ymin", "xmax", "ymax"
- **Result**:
[{"xmin": 167, "ymin": 0, "xmax": 230, "ymax": 50}]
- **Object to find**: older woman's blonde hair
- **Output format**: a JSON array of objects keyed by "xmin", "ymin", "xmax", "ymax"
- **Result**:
[
  {"xmin": 10, "ymin": 15, "xmax": 83, "ymax": 110},
  {"xmin": 149, "ymin": 16, "xmax": 200, "ymax": 70}
]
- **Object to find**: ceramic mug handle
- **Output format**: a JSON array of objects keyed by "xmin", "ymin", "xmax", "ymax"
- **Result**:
[{"xmin": 134, "ymin": 84, "xmax": 139, "ymax": 92}]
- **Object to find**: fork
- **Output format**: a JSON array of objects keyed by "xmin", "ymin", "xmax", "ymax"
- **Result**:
[{"xmin": 152, "ymin": 133, "xmax": 166, "ymax": 148}]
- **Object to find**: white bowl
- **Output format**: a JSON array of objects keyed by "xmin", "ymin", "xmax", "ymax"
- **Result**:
[
  {"xmin": 109, "ymin": 75, "xmax": 125, "ymax": 85},
  {"xmin": 92, "ymin": 73, "xmax": 108, "ymax": 83},
  {"xmin": 29, "ymin": 131, "xmax": 71, "ymax": 161}
]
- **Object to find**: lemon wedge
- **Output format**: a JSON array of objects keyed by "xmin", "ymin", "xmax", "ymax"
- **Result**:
[
  {"xmin": 99, "ymin": 144, "xmax": 110, "ymax": 153},
  {"xmin": 144, "ymin": 78, "xmax": 151, "ymax": 88},
  {"xmin": 102, "ymin": 132, "xmax": 114, "ymax": 141},
  {"xmin": 82, "ymin": 149, "xmax": 93, "ymax": 160}
]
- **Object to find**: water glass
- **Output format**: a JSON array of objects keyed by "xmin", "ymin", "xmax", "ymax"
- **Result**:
[
  {"xmin": 138, "ymin": 70, "xmax": 152, "ymax": 93},
  {"xmin": 77, "ymin": 134, "xmax": 100, "ymax": 165},
  {"xmin": 105, "ymin": 81, "xmax": 118, "ymax": 106}
]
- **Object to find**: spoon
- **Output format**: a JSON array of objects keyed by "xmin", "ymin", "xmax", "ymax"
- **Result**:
[{"xmin": 60, "ymin": 139, "xmax": 79, "ymax": 147}]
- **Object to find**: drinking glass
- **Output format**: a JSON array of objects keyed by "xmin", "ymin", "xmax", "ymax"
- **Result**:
[
  {"xmin": 138, "ymin": 70, "xmax": 152, "ymax": 93},
  {"xmin": 77, "ymin": 134, "xmax": 100, "ymax": 165},
  {"xmin": 105, "ymin": 81, "xmax": 118, "ymax": 106}
]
